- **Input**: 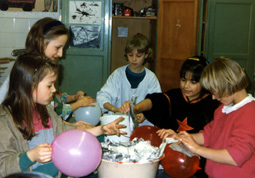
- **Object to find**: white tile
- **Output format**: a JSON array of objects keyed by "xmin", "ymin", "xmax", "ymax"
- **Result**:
[
  {"xmin": 0, "ymin": 33, "xmax": 15, "ymax": 48},
  {"xmin": 15, "ymin": 18, "xmax": 30, "ymax": 33},
  {"xmin": 0, "ymin": 18, "xmax": 15, "ymax": 33},
  {"xmin": 0, "ymin": 47, "xmax": 14, "ymax": 58},
  {"xmin": 15, "ymin": 33, "xmax": 27, "ymax": 48}
]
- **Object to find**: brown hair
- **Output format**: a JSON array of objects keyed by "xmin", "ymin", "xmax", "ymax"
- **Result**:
[
  {"xmin": 2, "ymin": 53, "xmax": 58, "ymax": 140},
  {"xmin": 25, "ymin": 17, "xmax": 69, "ymax": 56},
  {"xmin": 124, "ymin": 33, "xmax": 153, "ymax": 64}
]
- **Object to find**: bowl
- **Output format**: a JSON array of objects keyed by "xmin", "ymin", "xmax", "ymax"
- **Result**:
[{"xmin": 97, "ymin": 156, "xmax": 164, "ymax": 178}]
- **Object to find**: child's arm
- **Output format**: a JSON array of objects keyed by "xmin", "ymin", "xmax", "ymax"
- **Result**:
[
  {"xmin": 76, "ymin": 117, "xmax": 126, "ymax": 137},
  {"xmin": 103, "ymin": 102, "xmax": 120, "ymax": 113},
  {"xmin": 178, "ymin": 131, "xmax": 237, "ymax": 166},
  {"xmin": 119, "ymin": 99, "xmax": 152, "ymax": 114},
  {"xmin": 66, "ymin": 91, "xmax": 85, "ymax": 103},
  {"xmin": 70, "ymin": 96, "xmax": 96, "ymax": 112}
]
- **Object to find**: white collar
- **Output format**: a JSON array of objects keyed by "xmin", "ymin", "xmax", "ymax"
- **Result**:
[{"xmin": 222, "ymin": 94, "xmax": 255, "ymax": 114}]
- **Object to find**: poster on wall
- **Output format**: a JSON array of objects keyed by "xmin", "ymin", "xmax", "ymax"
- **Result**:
[
  {"xmin": 69, "ymin": 25, "xmax": 101, "ymax": 49},
  {"xmin": 69, "ymin": 1, "xmax": 101, "ymax": 24},
  {"xmin": 0, "ymin": 0, "xmax": 58, "ymax": 12}
]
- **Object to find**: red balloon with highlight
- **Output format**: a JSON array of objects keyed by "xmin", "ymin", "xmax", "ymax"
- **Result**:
[
  {"xmin": 161, "ymin": 143, "xmax": 201, "ymax": 178},
  {"xmin": 129, "ymin": 125, "xmax": 163, "ymax": 147}
]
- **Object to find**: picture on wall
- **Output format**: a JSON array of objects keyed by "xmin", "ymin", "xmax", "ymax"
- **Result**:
[
  {"xmin": 69, "ymin": 1, "xmax": 101, "ymax": 24},
  {"xmin": 0, "ymin": 0, "xmax": 58, "ymax": 12},
  {"xmin": 69, "ymin": 25, "xmax": 101, "ymax": 49}
]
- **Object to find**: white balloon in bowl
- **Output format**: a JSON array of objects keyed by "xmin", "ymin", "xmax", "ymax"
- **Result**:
[{"xmin": 73, "ymin": 102, "xmax": 102, "ymax": 125}]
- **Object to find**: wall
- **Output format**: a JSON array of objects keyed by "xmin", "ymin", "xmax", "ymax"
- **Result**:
[{"xmin": 0, "ymin": 11, "xmax": 59, "ymax": 85}]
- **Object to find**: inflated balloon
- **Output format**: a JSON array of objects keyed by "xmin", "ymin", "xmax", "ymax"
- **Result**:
[
  {"xmin": 74, "ymin": 102, "xmax": 102, "ymax": 125},
  {"xmin": 52, "ymin": 129, "xmax": 102, "ymax": 177},
  {"xmin": 161, "ymin": 143, "xmax": 200, "ymax": 178},
  {"xmin": 129, "ymin": 125, "xmax": 163, "ymax": 147}
]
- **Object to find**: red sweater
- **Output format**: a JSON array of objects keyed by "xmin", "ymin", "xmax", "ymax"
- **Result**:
[{"xmin": 201, "ymin": 100, "xmax": 255, "ymax": 177}]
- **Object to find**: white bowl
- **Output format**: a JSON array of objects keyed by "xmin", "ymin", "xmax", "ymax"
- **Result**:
[{"xmin": 97, "ymin": 157, "xmax": 164, "ymax": 178}]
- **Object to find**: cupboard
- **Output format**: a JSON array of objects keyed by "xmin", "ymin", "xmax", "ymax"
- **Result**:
[
  {"xmin": 111, "ymin": 0, "xmax": 158, "ymax": 73},
  {"xmin": 156, "ymin": 0, "xmax": 201, "ymax": 92}
]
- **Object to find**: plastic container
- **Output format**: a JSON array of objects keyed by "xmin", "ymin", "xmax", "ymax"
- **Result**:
[
  {"xmin": 97, "ymin": 157, "xmax": 163, "ymax": 178},
  {"xmin": 100, "ymin": 114, "xmax": 131, "ymax": 143}
]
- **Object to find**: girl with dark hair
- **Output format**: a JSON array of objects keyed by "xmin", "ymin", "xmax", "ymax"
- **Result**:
[{"xmin": 120, "ymin": 56, "xmax": 220, "ymax": 178}]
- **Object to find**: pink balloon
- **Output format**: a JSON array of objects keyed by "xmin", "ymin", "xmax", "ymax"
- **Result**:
[{"xmin": 52, "ymin": 129, "xmax": 102, "ymax": 177}]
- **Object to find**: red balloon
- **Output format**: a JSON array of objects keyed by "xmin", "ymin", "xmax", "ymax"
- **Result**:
[
  {"xmin": 161, "ymin": 143, "xmax": 201, "ymax": 178},
  {"xmin": 129, "ymin": 125, "xmax": 163, "ymax": 147}
]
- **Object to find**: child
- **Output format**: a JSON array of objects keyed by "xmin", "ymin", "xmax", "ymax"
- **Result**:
[
  {"xmin": 0, "ymin": 17, "xmax": 95, "ymax": 123},
  {"xmin": 52, "ymin": 90, "xmax": 96, "ymax": 120},
  {"xmin": 120, "ymin": 56, "xmax": 220, "ymax": 132},
  {"xmin": 96, "ymin": 33, "xmax": 162, "ymax": 126},
  {"xmin": 120, "ymin": 56, "xmax": 220, "ymax": 178},
  {"xmin": 158, "ymin": 57, "xmax": 255, "ymax": 177},
  {"xmin": 0, "ymin": 53, "xmax": 126, "ymax": 178}
]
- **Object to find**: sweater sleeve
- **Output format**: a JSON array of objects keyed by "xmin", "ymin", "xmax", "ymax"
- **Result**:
[
  {"xmin": 143, "ymin": 92, "xmax": 172, "ymax": 128},
  {"xmin": 96, "ymin": 69, "xmax": 121, "ymax": 113},
  {"xmin": 19, "ymin": 151, "xmax": 35, "ymax": 172}
]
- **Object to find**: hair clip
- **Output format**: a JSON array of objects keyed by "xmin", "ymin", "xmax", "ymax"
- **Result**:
[{"xmin": 188, "ymin": 57, "xmax": 200, "ymax": 61}]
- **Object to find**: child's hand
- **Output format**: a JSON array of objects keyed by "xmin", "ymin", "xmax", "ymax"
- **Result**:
[
  {"xmin": 27, "ymin": 143, "xmax": 52, "ymax": 163},
  {"xmin": 77, "ymin": 96, "xmax": 96, "ymax": 107},
  {"xmin": 119, "ymin": 101, "xmax": 131, "ymax": 114},
  {"xmin": 75, "ymin": 91, "xmax": 85, "ymax": 100},
  {"xmin": 101, "ymin": 117, "xmax": 127, "ymax": 136},
  {"xmin": 157, "ymin": 129, "xmax": 178, "ymax": 140},
  {"xmin": 177, "ymin": 131, "xmax": 200, "ymax": 154},
  {"xmin": 136, "ymin": 113, "xmax": 145, "ymax": 123}
]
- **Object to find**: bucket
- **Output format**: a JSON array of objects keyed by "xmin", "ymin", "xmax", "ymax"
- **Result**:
[
  {"xmin": 100, "ymin": 114, "xmax": 131, "ymax": 143},
  {"xmin": 97, "ymin": 157, "xmax": 163, "ymax": 178}
]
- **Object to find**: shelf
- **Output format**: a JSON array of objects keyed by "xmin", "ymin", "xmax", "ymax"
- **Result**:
[{"xmin": 112, "ymin": 16, "xmax": 157, "ymax": 20}]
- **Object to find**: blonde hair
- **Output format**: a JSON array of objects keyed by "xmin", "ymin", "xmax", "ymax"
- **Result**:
[
  {"xmin": 124, "ymin": 33, "xmax": 153, "ymax": 64},
  {"xmin": 200, "ymin": 57, "xmax": 248, "ymax": 97}
]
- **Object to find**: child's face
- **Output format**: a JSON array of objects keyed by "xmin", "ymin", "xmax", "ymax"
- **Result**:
[
  {"xmin": 127, "ymin": 49, "xmax": 148, "ymax": 73},
  {"xmin": 180, "ymin": 71, "xmax": 202, "ymax": 101},
  {"xmin": 212, "ymin": 93, "xmax": 235, "ymax": 106},
  {"xmin": 33, "ymin": 72, "xmax": 57, "ymax": 105},
  {"xmin": 44, "ymin": 34, "xmax": 68, "ymax": 60}
]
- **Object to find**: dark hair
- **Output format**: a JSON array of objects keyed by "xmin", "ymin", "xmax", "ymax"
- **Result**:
[
  {"xmin": 180, "ymin": 56, "xmax": 209, "ymax": 82},
  {"xmin": 124, "ymin": 33, "xmax": 153, "ymax": 64},
  {"xmin": 180, "ymin": 56, "xmax": 209, "ymax": 97},
  {"xmin": 4, "ymin": 172, "xmax": 53, "ymax": 178},
  {"xmin": 2, "ymin": 53, "xmax": 58, "ymax": 140},
  {"xmin": 25, "ymin": 17, "xmax": 69, "ymax": 55}
]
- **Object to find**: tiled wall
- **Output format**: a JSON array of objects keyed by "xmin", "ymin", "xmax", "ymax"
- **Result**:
[{"xmin": 0, "ymin": 11, "xmax": 60, "ymax": 85}]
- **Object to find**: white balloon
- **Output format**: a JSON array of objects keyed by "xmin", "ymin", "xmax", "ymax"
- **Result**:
[{"xmin": 73, "ymin": 102, "xmax": 102, "ymax": 125}]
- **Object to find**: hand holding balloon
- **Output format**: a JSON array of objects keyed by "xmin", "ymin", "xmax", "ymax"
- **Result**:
[
  {"xmin": 74, "ymin": 91, "xmax": 85, "ymax": 100},
  {"xmin": 27, "ymin": 143, "xmax": 52, "ymax": 163},
  {"xmin": 76, "ymin": 96, "xmax": 96, "ymax": 107},
  {"xmin": 177, "ymin": 131, "xmax": 200, "ymax": 155},
  {"xmin": 157, "ymin": 128, "xmax": 178, "ymax": 140},
  {"xmin": 101, "ymin": 117, "xmax": 127, "ymax": 136}
]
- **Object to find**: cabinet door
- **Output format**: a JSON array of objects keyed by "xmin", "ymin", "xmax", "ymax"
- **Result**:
[
  {"xmin": 156, "ymin": 0, "xmax": 200, "ymax": 91},
  {"xmin": 59, "ymin": 0, "xmax": 111, "ymax": 98},
  {"xmin": 205, "ymin": 0, "xmax": 255, "ymax": 93}
]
